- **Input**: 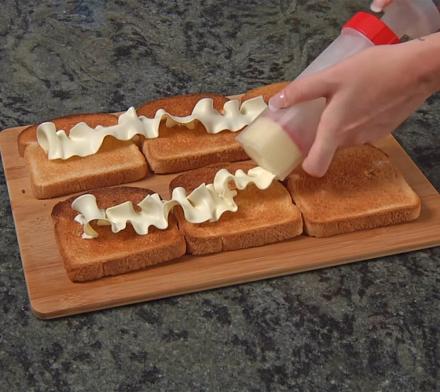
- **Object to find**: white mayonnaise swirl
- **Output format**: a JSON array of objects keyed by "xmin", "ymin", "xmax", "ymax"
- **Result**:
[
  {"xmin": 72, "ymin": 166, "xmax": 275, "ymax": 239},
  {"xmin": 37, "ymin": 97, "xmax": 267, "ymax": 160}
]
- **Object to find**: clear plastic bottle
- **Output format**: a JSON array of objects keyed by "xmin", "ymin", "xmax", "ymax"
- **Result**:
[{"xmin": 237, "ymin": 1, "xmax": 440, "ymax": 179}]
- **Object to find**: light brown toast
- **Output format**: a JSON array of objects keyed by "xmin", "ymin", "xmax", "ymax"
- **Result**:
[
  {"xmin": 17, "ymin": 112, "xmax": 118, "ymax": 156},
  {"xmin": 52, "ymin": 186, "xmax": 186, "ymax": 282},
  {"xmin": 241, "ymin": 81, "xmax": 289, "ymax": 103},
  {"xmin": 25, "ymin": 138, "xmax": 148, "ymax": 199},
  {"xmin": 138, "ymin": 94, "xmax": 248, "ymax": 174},
  {"xmin": 287, "ymin": 145, "xmax": 421, "ymax": 237},
  {"xmin": 169, "ymin": 162, "xmax": 303, "ymax": 255}
]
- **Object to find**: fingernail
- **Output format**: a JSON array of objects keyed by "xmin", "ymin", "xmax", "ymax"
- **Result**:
[
  {"xmin": 370, "ymin": 3, "xmax": 382, "ymax": 12},
  {"xmin": 268, "ymin": 91, "xmax": 285, "ymax": 111}
]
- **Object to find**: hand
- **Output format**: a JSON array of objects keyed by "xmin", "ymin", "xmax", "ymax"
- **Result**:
[
  {"xmin": 269, "ymin": 39, "xmax": 438, "ymax": 177},
  {"xmin": 370, "ymin": 0, "xmax": 393, "ymax": 12}
]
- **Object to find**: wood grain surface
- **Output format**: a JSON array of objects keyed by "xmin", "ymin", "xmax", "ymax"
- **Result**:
[{"xmin": 1, "ymin": 126, "xmax": 439, "ymax": 319}]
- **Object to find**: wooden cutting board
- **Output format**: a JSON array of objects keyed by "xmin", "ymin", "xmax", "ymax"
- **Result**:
[{"xmin": 1, "ymin": 126, "xmax": 439, "ymax": 319}]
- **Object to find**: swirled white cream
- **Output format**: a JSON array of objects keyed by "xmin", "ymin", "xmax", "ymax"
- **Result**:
[
  {"xmin": 37, "ymin": 96, "xmax": 267, "ymax": 160},
  {"xmin": 72, "ymin": 166, "xmax": 275, "ymax": 239}
]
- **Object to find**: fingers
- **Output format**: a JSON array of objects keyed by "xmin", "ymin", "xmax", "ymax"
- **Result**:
[
  {"xmin": 301, "ymin": 100, "xmax": 342, "ymax": 177},
  {"xmin": 370, "ymin": 0, "xmax": 393, "ymax": 12},
  {"xmin": 302, "ymin": 127, "xmax": 338, "ymax": 177},
  {"xmin": 268, "ymin": 74, "xmax": 330, "ymax": 111}
]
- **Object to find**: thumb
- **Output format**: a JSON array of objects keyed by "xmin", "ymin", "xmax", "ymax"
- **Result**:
[
  {"xmin": 269, "ymin": 74, "xmax": 330, "ymax": 111},
  {"xmin": 302, "ymin": 110, "xmax": 339, "ymax": 177}
]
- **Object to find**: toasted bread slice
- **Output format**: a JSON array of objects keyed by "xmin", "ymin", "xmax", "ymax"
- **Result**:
[
  {"xmin": 25, "ymin": 138, "xmax": 148, "ymax": 199},
  {"xmin": 241, "ymin": 81, "xmax": 289, "ymax": 103},
  {"xmin": 287, "ymin": 145, "xmax": 421, "ymax": 237},
  {"xmin": 52, "ymin": 186, "xmax": 186, "ymax": 282},
  {"xmin": 169, "ymin": 162, "xmax": 303, "ymax": 255},
  {"xmin": 18, "ymin": 113, "xmax": 118, "ymax": 156},
  {"xmin": 138, "ymin": 94, "xmax": 248, "ymax": 174}
]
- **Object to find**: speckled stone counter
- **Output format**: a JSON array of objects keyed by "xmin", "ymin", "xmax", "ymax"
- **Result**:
[{"xmin": 1, "ymin": 1, "xmax": 439, "ymax": 391}]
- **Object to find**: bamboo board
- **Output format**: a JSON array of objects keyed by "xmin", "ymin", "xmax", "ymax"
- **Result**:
[{"xmin": 0, "ymin": 126, "xmax": 439, "ymax": 319}]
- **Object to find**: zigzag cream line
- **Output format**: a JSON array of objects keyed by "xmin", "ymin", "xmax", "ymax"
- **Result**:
[
  {"xmin": 72, "ymin": 166, "xmax": 276, "ymax": 239},
  {"xmin": 37, "ymin": 96, "xmax": 267, "ymax": 160}
]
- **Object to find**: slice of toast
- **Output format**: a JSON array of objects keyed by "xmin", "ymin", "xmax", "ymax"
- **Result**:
[
  {"xmin": 287, "ymin": 145, "xmax": 421, "ymax": 237},
  {"xmin": 25, "ymin": 138, "xmax": 148, "ymax": 199},
  {"xmin": 138, "ymin": 94, "xmax": 248, "ymax": 174},
  {"xmin": 169, "ymin": 162, "xmax": 303, "ymax": 255},
  {"xmin": 52, "ymin": 186, "xmax": 186, "ymax": 282},
  {"xmin": 18, "ymin": 112, "xmax": 118, "ymax": 156},
  {"xmin": 241, "ymin": 81, "xmax": 289, "ymax": 103}
]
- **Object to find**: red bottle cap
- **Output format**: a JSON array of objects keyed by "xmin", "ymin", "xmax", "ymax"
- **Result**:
[{"xmin": 343, "ymin": 12, "xmax": 400, "ymax": 45}]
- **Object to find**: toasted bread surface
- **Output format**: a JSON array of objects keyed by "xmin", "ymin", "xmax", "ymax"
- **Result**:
[
  {"xmin": 18, "ymin": 113, "xmax": 118, "ymax": 157},
  {"xmin": 52, "ymin": 186, "xmax": 186, "ymax": 282},
  {"xmin": 287, "ymin": 145, "xmax": 421, "ymax": 237},
  {"xmin": 241, "ymin": 81, "xmax": 289, "ymax": 103},
  {"xmin": 139, "ymin": 94, "xmax": 248, "ymax": 173},
  {"xmin": 25, "ymin": 138, "xmax": 148, "ymax": 199},
  {"xmin": 137, "ymin": 93, "xmax": 227, "ymax": 117},
  {"xmin": 169, "ymin": 162, "xmax": 303, "ymax": 255}
]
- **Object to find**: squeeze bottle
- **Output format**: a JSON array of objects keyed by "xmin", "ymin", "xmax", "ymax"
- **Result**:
[{"xmin": 237, "ymin": 0, "xmax": 440, "ymax": 179}]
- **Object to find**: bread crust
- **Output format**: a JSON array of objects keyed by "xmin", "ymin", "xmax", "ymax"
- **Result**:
[
  {"xmin": 169, "ymin": 162, "xmax": 303, "ymax": 255},
  {"xmin": 139, "ymin": 94, "xmax": 248, "ymax": 174},
  {"xmin": 287, "ymin": 145, "xmax": 421, "ymax": 237},
  {"xmin": 241, "ymin": 81, "xmax": 289, "ymax": 103},
  {"xmin": 52, "ymin": 186, "xmax": 186, "ymax": 282},
  {"xmin": 25, "ymin": 138, "xmax": 148, "ymax": 199}
]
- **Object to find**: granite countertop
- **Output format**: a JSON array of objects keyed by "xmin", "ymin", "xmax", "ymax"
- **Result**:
[{"xmin": 1, "ymin": 1, "xmax": 439, "ymax": 391}]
